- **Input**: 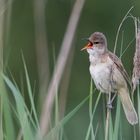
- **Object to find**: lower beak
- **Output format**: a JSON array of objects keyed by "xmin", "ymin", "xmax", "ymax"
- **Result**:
[
  {"xmin": 81, "ymin": 45, "xmax": 89, "ymax": 51},
  {"xmin": 81, "ymin": 42, "xmax": 92, "ymax": 51}
]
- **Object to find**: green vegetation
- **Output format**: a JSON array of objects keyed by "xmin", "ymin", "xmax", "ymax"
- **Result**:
[{"xmin": 0, "ymin": 0, "xmax": 140, "ymax": 140}]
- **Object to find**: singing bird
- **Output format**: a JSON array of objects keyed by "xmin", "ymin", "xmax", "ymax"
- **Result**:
[{"xmin": 81, "ymin": 32, "xmax": 138, "ymax": 125}]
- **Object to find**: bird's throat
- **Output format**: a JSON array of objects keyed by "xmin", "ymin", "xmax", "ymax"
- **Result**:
[{"xmin": 89, "ymin": 53, "xmax": 108, "ymax": 65}]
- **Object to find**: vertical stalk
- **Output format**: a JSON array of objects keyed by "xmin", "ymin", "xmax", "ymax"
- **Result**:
[
  {"xmin": 89, "ymin": 79, "xmax": 95, "ymax": 139},
  {"xmin": 40, "ymin": 0, "xmax": 86, "ymax": 136},
  {"xmin": 105, "ymin": 94, "xmax": 111, "ymax": 140},
  {"xmin": 0, "ymin": 0, "xmax": 5, "ymax": 139},
  {"xmin": 1, "ymin": 1, "xmax": 16, "ymax": 140},
  {"xmin": 33, "ymin": 0, "xmax": 50, "ymax": 110}
]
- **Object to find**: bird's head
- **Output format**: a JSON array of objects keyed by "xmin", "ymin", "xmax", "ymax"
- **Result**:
[{"xmin": 81, "ymin": 32, "xmax": 108, "ymax": 55}]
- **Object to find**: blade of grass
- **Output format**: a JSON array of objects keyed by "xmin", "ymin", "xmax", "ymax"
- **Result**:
[
  {"xmin": 89, "ymin": 79, "xmax": 95, "ymax": 140},
  {"xmin": 113, "ymin": 98, "xmax": 121, "ymax": 140},
  {"xmin": 9, "ymin": 71, "xmax": 39, "ymax": 131},
  {"xmin": 3, "ymin": 92, "xmax": 15, "ymax": 140},
  {"xmin": 120, "ymin": 37, "xmax": 135, "ymax": 58},
  {"xmin": 22, "ymin": 54, "xmax": 39, "ymax": 129},
  {"xmin": 45, "ymin": 95, "xmax": 89, "ymax": 140},
  {"xmin": 94, "ymin": 122, "xmax": 99, "ymax": 139},
  {"xmin": 85, "ymin": 91, "xmax": 101, "ymax": 140},
  {"xmin": 108, "ymin": 114, "xmax": 113, "ymax": 140},
  {"xmin": 114, "ymin": 6, "xmax": 134, "ymax": 53},
  {"xmin": 3, "ymin": 74, "xmax": 34, "ymax": 140}
]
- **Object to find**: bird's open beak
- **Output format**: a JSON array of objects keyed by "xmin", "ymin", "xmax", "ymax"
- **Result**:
[{"xmin": 81, "ymin": 42, "xmax": 92, "ymax": 51}]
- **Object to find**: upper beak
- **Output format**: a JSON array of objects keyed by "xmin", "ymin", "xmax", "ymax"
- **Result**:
[{"xmin": 81, "ymin": 42, "xmax": 92, "ymax": 51}]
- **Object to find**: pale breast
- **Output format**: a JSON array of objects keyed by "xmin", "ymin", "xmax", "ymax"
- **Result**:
[{"xmin": 89, "ymin": 58, "xmax": 115, "ymax": 93}]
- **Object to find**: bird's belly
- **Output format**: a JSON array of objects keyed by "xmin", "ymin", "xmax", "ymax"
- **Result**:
[{"xmin": 90, "ymin": 64, "xmax": 116, "ymax": 93}]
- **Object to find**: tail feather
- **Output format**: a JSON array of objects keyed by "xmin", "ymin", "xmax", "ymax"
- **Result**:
[{"xmin": 118, "ymin": 88, "xmax": 138, "ymax": 125}]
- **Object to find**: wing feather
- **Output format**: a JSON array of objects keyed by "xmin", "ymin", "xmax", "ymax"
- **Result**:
[{"xmin": 108, "ymin": 51, "xmax": 132, "ymax": 89}]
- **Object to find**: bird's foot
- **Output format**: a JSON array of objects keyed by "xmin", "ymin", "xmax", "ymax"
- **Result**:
[{"xmin": 107, "ymin": 102, "xmax": 113, "ymax": 110}]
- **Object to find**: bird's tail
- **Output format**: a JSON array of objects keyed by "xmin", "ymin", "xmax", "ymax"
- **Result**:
[{"xmin": 118, "ymin": 88, "xmax": 138, "ymax": 125}]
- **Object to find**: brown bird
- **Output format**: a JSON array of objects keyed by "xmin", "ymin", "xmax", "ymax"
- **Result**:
[{"xmin": 81, "ymin": 32, "xmax": 138, "ymax": 125}]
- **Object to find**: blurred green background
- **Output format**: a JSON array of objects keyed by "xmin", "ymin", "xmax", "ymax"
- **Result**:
[{"xmin": 3, "ymin": 0, "xmax": 140, "ymax": 139}]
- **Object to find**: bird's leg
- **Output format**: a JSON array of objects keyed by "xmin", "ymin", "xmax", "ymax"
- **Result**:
[
  {"xmin": 107, "ymin": 65, "xmax": 115, "ymax": 109},
  {"xmin": 110, "ymin": 93, "xmax": 117, "ymax": 103},
  {"xmin": 107, "ymin": 93, "xmax": 113, "ymax": 109},
  {"xmin": 107, "ymin": 93, "xmax": 117, "ymax": 109}
]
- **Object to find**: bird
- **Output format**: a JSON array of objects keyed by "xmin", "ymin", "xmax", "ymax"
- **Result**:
[{"xmin": 81, "ymin": 32, "xmax": 138, "ymax": 125}]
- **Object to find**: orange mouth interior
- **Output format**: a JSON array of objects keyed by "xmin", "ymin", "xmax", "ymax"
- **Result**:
[{"xmin": 81, "ymin": 42, "xmax": 93, "ymax": 51}]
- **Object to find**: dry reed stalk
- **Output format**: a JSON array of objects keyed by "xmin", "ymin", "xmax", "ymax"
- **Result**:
[
  {"xmin": 39, "ymin": 0, "xmax": 85, "ymax": 136},
  {"xmin": 33, "ymin": 0, "xmax": 50, "ymax": 108},
  {"xmin": 0, "ymin": 2, "xmax": 5, "ymax": 69},
  {"xmin": 105, "ymin": 83, "xmax": 112, "ymax": 140},
  {"xmin": 0, "ymin": 1, "xmax": 6, "ymax": 139},
  {"xmin": 132, "ymin": 18, "xmax": 140, "ymax": 93},
  {"xmin": 105, "ymin": 108, "xmax": 110, "ymax": 140},
  {"xmin": 4, "ymin": 0, "xmax": 12, "ymax": 47},
  {"xmin": 0, "ymin": 0, "xmax": 4, "ymax": 125}
]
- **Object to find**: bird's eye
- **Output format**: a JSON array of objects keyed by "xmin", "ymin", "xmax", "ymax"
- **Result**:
[{"xmin": 94, "ymin": 42, "xmax": 99, "ymax": 44}]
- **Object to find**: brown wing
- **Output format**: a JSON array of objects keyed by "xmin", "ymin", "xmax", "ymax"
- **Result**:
[{"xmin": 108, "ymin": 51, "xmax": 132, "ymax": 89}]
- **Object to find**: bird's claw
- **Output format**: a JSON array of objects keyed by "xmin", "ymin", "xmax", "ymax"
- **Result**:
[{"xmin": 107, "ymin": 102, "xmax": 113, "ymax": 109}]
